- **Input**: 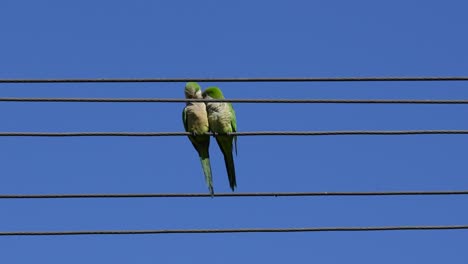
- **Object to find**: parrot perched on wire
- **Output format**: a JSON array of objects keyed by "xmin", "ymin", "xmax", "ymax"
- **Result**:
[
  {"xmin": 202, "ymin": 87, "xmax": 238, "ymax": 191},
  {"xmin": 182, "ymin": 82, "xmax": 214, "ymax": 194}
]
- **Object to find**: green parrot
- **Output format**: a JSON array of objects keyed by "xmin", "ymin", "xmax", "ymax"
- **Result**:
[
  {"xmin": 202, "ymin": 87, "xmax": 238, "ymax": 191},
  {"xmin": 182, "ymin": 82, "xmax": 214, "ymax": 194}
]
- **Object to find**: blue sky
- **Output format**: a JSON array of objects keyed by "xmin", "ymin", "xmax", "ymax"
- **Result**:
[{"xmin": 1, "ymin": 0, "xmax": 468, "ymax": 263}]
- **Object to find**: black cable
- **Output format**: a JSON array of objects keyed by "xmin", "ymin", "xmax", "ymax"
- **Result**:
[
  {"xmin": 2, "ymin": 190, "xmax": 468, "ymax": 199},
  {"xmin": 1, "ymin": 225, "xmax": 467, "ymax": 236},
  {"xmin": 0, "ymin": 131, "xmax": 467, "ymax": 137},
  {"xmin": 1, "ymin": 76, "xmax": 467, "ymax": 83},
  {"xmin": 0, "ymin": 98, "xmax": 467, "ymax": 104}
]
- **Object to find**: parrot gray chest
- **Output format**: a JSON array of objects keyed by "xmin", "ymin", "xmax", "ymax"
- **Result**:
[
  {"xmin": 206, "ymin": 102, "xmax": 232, "ymax": 132},
  {"xmin": 185, "ymin": 103, "xmax": 209, "ymax": 133}
]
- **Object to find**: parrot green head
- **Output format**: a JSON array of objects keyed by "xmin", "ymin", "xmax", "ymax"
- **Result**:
[
  {"xmin": 202, "ymin": 87, "xmax": 225, "ymax": 99},
  {"xmin": 184, "ymin": 82, "xmax": 202, "ymax": 99}
]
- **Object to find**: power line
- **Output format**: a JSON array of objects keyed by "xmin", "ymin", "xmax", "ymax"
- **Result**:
[
  {"xmin": 0, "ymin": 131, "xmax": 467, "ymax": 137},
  {"xmin": 1, "ymin": 225, "xmax": 467, "ymax": 236},
  {"xmin": 1, "ymin": 76, "xmax": 468, "ymax": 83},
  {"xmin": 1, "ymin": 97, "xmax": 468, "ymax": 104},
  {"xmin": 1, "ymin": 190, "xmax": 468, "ymax": 199}
]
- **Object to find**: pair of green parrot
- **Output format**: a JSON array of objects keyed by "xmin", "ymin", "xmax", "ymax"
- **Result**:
[{"xmin": 182, "ymin": 82, "xmax": 237, "ymax": 195}]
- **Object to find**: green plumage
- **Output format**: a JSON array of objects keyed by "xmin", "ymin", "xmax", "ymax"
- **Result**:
[
  {"xmin": 182, "ymin": 82, "xmax": 214, "ymax": 195},
  {"xmin": 203, "ymin": 87, "xmax": 238, "ymax": 191},
  {"xmin": 216, "ymin": 134, "xmax": 236, "ymax": 190}
]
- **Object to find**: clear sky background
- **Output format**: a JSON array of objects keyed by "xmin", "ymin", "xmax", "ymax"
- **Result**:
[{"xmin": 0, "ymin": 1, "xmax": 467, "ymax": 263}]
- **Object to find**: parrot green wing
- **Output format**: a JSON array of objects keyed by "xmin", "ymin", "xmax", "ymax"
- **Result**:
[
  {"xmin": 229, "ymin": 103, "xmax": 238, "ymax": 155},
  {"xmin": 182, "ymin": 107, "xmax": 188, "ymax": 132},
  {"xmin": 229, "ymin": 103, "xmax": 237, "ymax": 132}
]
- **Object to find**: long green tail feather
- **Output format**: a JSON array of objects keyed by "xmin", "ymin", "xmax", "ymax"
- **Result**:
[
  {"xmin": 189, "ymin": 135, "xmax": 213, "ymax": 195},
  {"xmin": 217, "ymin": 136, "xmax": 236, "ymax": 191},
  {"xmin": 200, "ymin": 156, "xmax": 214, "ymax": 195},
  {"xmin": 223, "ymin": 150, "xmax": 236, "ymax": 191}
]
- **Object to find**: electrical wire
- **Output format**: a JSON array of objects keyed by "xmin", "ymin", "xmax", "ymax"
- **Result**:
[
  {"xmin": 1, "ymin": 225, "xmax": 467, "ymax": 236},
  {"xmin": 1, "ymin": 76, "xmax": 468, "ymax": 83},
  {"xmin": 0, "ymin": 97, "xmax": 467, "ymax": 104},
  {"xmin": 1, "ymin": 190, "xmax": 468, "ymax": 199},
  {"xmin": 1, "ymin": 76, "xmax": 466, "ymax": 239},
  {"xmin": 0, "ymin": 131, "xmax": 467, "ymax": 137}
]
